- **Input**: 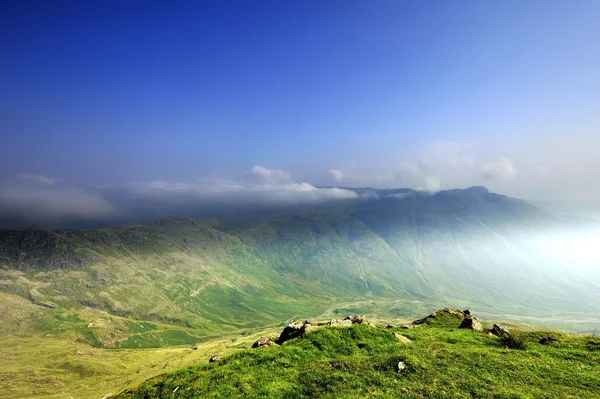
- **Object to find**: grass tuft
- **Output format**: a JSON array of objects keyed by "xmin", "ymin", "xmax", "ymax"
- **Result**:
[{"xmin": 500, "ymin": 330, "xmax": 528, "ymax": 350}]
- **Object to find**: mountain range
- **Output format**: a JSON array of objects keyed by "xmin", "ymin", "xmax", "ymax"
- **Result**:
[
  {"xmin": 0, "ymin": 187, "xmax": 600, "ymax": 340},
  {"xmin": 1, "ymin": 186, "xmax": 600, "ymax": 350}
]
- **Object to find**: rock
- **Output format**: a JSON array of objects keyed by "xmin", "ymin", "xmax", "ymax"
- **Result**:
[
  {"xmin": 539, "ymin": 336, "xmax": 561, "ymax": 345},
  {"xmin": 463, "ymin": 309, "xmax": 471, "ymax": 316},
  {"xmin": 209, "ymin": 355, "xmax": 221, "ymax": 363},
  {"xmin": 396, "ymin": 361, "xmax": 407, "ymax": 373},
  {"xmin": 277, "ymin": 320, "xmax": 314, "ymax": 344},
  {"xmin": 393, "ymin": 332, "xmax": 413, "ymax": 344},
  {"xmin": 411, "ymin": 308, "xmax": 466, "ymax": 326},
  {"xmin": 252, "ymin": 336, "xmax": 279, "ymax": 348},
  {"xmin": 458, "ymin": 316, "xmax": 483, "ymax": 332},
  {"xmin": 491, "ymin": 324, "xmax": 511, "ymax": 337},
  {"xmin": 328, "ymin": 319, "xmax": 352, "ymax": 327},
  {"xmin": 345, "ymin": 314, "xmax": 371, "ymax": 325},
  {"xmin": 400, "ymin": 324, "xmax": 415, "ymax": 329},
  {"xmin": 274, "ymin": 314, "xmax": 375, "ymax": 346},
  {"xmin": 385, "ymin": 324, "xmax": 395, "ymax": 329}
]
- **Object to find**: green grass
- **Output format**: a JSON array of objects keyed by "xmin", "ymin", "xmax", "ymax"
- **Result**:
[
  {"xmin": 116, "ymin": 330, "xmax": 200, "ymax": 349},
  {"xmin": 116, "ymin": 314, "xmax": 600, "ymax": 399},
  {"xmin": 0, "ymin": 326, "xmax": 279, "ymax": 399}
]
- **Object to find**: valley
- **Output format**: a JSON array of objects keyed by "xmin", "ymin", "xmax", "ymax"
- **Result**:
[{"xmin": 1, "ymin": 187, "xmax": 600, "ymax": 398}]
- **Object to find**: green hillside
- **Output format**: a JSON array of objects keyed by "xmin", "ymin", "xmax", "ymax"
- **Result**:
[
  {"xmin": 2, "ymin": 187, "xmax": 600, "ymax": 351},
  {"xmin": 2, "ymin": 188, "xmax": 600, "ymax": 398},
  {"xmin": 115, "ymin": 309, "xmax": 600, "ymax": 398}
]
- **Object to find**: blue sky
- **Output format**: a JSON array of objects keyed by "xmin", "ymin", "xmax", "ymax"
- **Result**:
[{"xmin": 1, "ymin": 1, "xmax": 599, "ymax": 225}]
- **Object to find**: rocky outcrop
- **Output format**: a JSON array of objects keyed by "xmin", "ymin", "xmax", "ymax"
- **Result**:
[
  {"xmin": 491, "ymin": 324, "xmax": 511, "ymax": 337},
  {"xmin": 266, "ymin": 315, "xmax": 375, "ymax": 346},
  {"xmin": 411, "ymin": 308, "xmax": 466, "ymax": 326},
  {"xmin": 276, "ymin": 320, "xmax": 317, "ymax": 344},
  {"xmin": 208, "ymin": 355, "xmax": 221, "ymax": 363},
  {"xmin": 328, "ymin": 319, "xmax": 353, "ymax": 327},
  {"xmin": 393, "ymin": 332, "xmax": 413, "ymax": 344},
  {"xmin": 252, "ymin": 336, "xmax": 279, "ymax": 348},
  {"xmin": 346, "ymin": 315, "xmax": 373, "ymax": 325},
  {"xmin": 458, "ymin": 315, "xmax": 483, "ymax": 332}
]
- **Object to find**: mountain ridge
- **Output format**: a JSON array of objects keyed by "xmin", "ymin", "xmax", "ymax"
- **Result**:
[{"xmin": 2, "ymin": 186, "xmax": 599, "ymax": 345}]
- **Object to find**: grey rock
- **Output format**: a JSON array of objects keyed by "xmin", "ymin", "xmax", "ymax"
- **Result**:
[
  {"xmin": 252, "ymin": 336, "xmax": 279, "ymax": 348},
  {"xmin": 491, "ymin": 324, "xmax": 511, "ymax": 337},
  {"xmin": 396, "ymin": 361, "xmax": 407, "ymax": 373},
  {"xmin": 458, "ymin": 316, "xmax": 483, "ymax": 332},
  {"xmin": 393, "ymin": 332, "xmax": 413, "ymax": 343}
]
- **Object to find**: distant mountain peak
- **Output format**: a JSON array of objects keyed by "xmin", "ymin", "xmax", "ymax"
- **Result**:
[
  {"xmin": 462, "ymin": 186, "xmax": 490, "ymax": 195},
  {"xmin": 438, "ymin": 186, "xmax": 490, "ymax": 197}
]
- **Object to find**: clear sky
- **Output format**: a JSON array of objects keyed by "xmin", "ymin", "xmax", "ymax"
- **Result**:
[{"xmin": 1, "ymin": 1, "xmax": 599, "ymax": 226}]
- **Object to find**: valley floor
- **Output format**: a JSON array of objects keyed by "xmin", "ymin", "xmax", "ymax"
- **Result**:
[{"xmin": 0, "ymin": 331, "xmax": 274, "ymax": 399}]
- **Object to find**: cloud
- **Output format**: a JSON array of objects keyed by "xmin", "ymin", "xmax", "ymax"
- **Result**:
[
  {"xmin": 328, "ymin": 169, "xmax": 344, "ymax": 182},
  {"xmin": 480, "ymin": 158, "xmax": 518, "ymax": 180},
  {"xmin": 0, "ymin": 177, "xmax": 118, "ymax": 227},
  {"xmin": 16, "ymin": 172, "xmax": 56, "ymax": 185},
  {"xmin": 249, "ymin": 166, "xmax": 291, "ymax": 184},
  {"xmin": 415, "ymin": 176, "xmax": 441, "ymax": 193},
  {"xmin": 0, "ymin": 167, "xmax": 363, "ymax": 228}
]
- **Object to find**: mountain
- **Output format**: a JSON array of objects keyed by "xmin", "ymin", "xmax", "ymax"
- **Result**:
[{"xmin": 1, "ymin": 186, "xmax": 600, "ymax": 350}]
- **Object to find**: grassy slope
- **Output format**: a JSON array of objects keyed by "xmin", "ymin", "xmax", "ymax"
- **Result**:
[
  {"xmin": 2, "ymin": 191, "xmax": 600, "ymax": 348},
  {"xmin": 0, "ymin": 327, "xmax": 280, "ymax": 399},
  {"xmin": 2, "ymin": 191, "xmax": 600, "ymax": 397},
  {"xmin": 115, "ymin": 311, "xmax": 600, "ymax": 399}
]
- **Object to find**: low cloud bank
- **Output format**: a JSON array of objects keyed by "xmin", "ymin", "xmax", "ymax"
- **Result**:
[{"xmin": 0, "ymin": 167, "xmax": 360, "ymax": 228}]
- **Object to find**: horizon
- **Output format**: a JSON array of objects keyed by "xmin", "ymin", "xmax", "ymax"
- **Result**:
[{"xmin": 2, "ymin": 1, "xmax": 600, "ymax": 226}]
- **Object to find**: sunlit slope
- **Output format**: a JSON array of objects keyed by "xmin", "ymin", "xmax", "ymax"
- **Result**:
[
  {"xmin": 1, "ymin": 187, "xmax": 599, "ymax": 342},
  {"xmin": 114, "ymin": 312, "xmax": 600, "ymax": 399},
  {"xmin": 347, "ymin": 187, "xmax": 600, "ymax": 311}
]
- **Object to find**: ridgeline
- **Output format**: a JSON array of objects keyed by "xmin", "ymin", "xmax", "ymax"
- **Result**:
[{"xmin": 115, "ymin": 309, "xmax": 600, "ymax": 398}]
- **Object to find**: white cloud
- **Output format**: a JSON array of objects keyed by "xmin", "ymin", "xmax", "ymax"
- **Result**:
[
  {"xmin": 249, "ymin": 165, "xmax": 291, "ymax": 184},
  {"xmin": 416, "ymin": 176, "xmax": 441, "ymax": 193},
  {"xmin": 0, "ymin": 169, "xmax": 362, "ymax": 228},
  {"xmin": 480, "ymin": 158, "xmax": 518, "ymax": 180},
  {"xmin": 328, "ymin": 169, "xmax": 344, "ymax": 182}
]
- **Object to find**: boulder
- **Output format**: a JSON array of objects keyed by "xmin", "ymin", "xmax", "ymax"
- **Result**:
[
  {"xmin": 277, "ymin": 320, "xmax": 313, "ymax": 344},
  {"xmin": 458, "ymin": 316, "xmax": 483, "ymax": 332},
  {"xmin": 328, "ymin": 319, "xmax": 352, "ymax": 327},
  {"xmin": 208, "ymin": 355, "xmax": 221, "ymax": 363},
  {"xmin": 345, "ymin": 314, "xmax": 371, "ymax": 325},
  {"xmin": 400, "ymin": 324, "xmax": 415, "ymax": 329},
  {"xmin": 396, "ymin": 361, "xmax": 407, "ymax": 373},
  {"xmin": 393, "ymin": 332, "xmax": 413, "ymax": 344},
  {"xmin": 385, "ymin": 324, "xmax": 395, "ymax": 329},
  {"xmin": 411, "ymin": 308, "xmax": 466, "ymax": 326},
  {"xmin": 274, "ymin": 314, "xmax": 376, "ymax": 346},
  {"xmin": 491, "ymin": 324, "xmax": 511, "ymax": 337},
  {"xmin": 252, "ymin": 336, "xmax": 279, "ymax": 348}
]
